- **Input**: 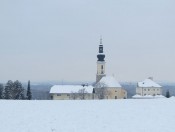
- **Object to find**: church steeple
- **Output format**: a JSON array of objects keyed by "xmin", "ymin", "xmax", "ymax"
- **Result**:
[
  {"xmin": 97, "ymin": 45, "xmax": 105, "ymax": 61},
  {"xmin": 96, "ymin": 37, "xmax": 106, "ymax": 83},
  {"xmin": 97, "ymin": 37, "xmax": 105, "ymax": 61}
]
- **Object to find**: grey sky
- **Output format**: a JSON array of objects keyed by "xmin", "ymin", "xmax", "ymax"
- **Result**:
[{"xmin": 0, "ymin": 0, "xmax": 175, "ymax": 82}]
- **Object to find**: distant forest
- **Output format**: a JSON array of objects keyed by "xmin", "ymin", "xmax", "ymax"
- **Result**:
[{"xmin": 0, "ymin": 80, "xmax": 31, "ymax": 100}]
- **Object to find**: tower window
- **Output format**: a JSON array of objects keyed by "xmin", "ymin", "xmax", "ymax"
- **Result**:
[{"xmin": 101, "ymin": 65, "xmax": 103, "ymax": 69}]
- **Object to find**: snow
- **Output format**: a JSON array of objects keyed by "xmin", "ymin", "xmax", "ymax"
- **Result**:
[
  {"xmin": 132, "ymin": 94, "xmax": 166, "ymax": 99},
  {"xmin": 0, "ymin": 99, "xmax": 175, "ymax": 132},
  {"xmin": 155, "ymin": 95, "xmax": 166, "ymax": 98},
  {"xmin": 132, "ymin": 94, "xmax": 142, "ymax": 98},
  {"xmin": 50, "ymin": 85, "xmax": 94, "ymax": 94},
  {"xmin": 99, "ymin": 76, "xmax": 122, "ymax": 87},
  {"xmin": 132, "ymin": 95, "xmax": 154, "ymax": 99},
  {"xmin": 138, "ymin": 78, "xmax": 162, "ymax": 88}
]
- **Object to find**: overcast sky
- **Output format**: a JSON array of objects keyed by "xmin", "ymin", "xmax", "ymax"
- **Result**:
[{"xmin": 0, "ymin": 0, "xmax": 175, "ymax": 82}]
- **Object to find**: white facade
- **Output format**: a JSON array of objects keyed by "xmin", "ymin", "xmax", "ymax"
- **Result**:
[
  {"xmin": 97, "ymin": 61, "xmax": 106, "ymax": 75},
  {"xmin": 50, "ymin": 85, "xmax": 94, "ymax": 100},
  {"xmin": 96, "ymin": 60, "xmax": 106, "ymax": 83},
  {"xmin": 136, "ymin": 78, "xmax": 162, "ymax": 96},
  {"xmin": 94, "ymin": 76, "xmax": 127, "ymax": 99}
]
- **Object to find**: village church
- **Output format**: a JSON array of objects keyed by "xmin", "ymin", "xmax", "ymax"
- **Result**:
[{"xmin": 50, "ymin": 38, "xmax": 127, "ymax": 100}]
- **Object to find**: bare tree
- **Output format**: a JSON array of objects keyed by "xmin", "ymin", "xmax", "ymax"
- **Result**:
[
  {"xmin": 70, "ymin": 91, "xmax": 78, "ymax": 100},
  {"xmin": 94, "ymin": 88, "xmax": 110, "ymax": 99},
  {"xmin": 78, "ymin": 88, "xmax": 87, "ymax": 100},
  {"xmin": 94, "ymin": 82, "xmax": 111, "ymax": 99}
]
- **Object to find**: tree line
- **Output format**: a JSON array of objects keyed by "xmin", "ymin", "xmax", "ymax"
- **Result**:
[{"xmin": 0, "ymin": 80, "xmax": 32, "ymax": 100}]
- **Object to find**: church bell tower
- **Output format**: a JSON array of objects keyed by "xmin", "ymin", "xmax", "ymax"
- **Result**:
[{"xmin": 96, "ymin": 37, "xmax": 106, "ymax": 83}]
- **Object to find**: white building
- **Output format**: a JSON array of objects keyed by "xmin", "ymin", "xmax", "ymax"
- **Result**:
[
  {"xmin": 136, "ymin": 77, "xmax": 162, "ymax": 96},
  {"xmin": 50, "ymin": 85, "xmax": 93, "ymax": 100},
  {"xmin": 94, "ymin": 76, "xmax": 127, "ymax": 99},
  {"xmin": 94, "ymin": 38, "xmax": 127, "ymax": 99}
]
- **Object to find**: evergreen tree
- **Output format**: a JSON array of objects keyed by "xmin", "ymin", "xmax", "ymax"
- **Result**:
[
  {"xmin": 0, "ymin": 84, "xmax": 4, "ymax": 99},
  {"xmin": 166, "ymin": 90, "xmax": 170, "ymax": 98},
  {"xmin": 4, "ymin": 80, "xmax": 13, "ymax": 99},
  {"xmin": 26, "ymin": 80, "xmax": 32, "ymax": 100},
  {"xmin": 13, "ymin": 80, "xmax": 25, "ymax": 100}
]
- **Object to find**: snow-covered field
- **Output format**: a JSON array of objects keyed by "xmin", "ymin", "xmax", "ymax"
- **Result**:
[{"xmin": 0, "ymin": 99, "xmax": 175, "ymax": 132}]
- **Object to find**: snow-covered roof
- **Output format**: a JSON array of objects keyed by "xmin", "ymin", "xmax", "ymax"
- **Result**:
[
  {"xmin": 138, "ymin": 78, "xmax": 162, "ymax": 88},
  {"xmin": 99, "ymin": 76, "xmax": 122, "ymax": 88},
  {"xmin": 50, "ymin": 85, "xmax": 94, "ymax": 94}
]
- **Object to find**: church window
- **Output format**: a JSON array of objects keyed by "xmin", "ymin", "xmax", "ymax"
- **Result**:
[
  {"xmin": 57, "ymin": 94, "xmax": 61, "ymax": 96},
  {"xmin": 101, "ymin": 65, "xmax": 103, "ymax": 69},
  {"xmin": 115, "ymin": 96, "xmax": 117, "ymax": 99}
]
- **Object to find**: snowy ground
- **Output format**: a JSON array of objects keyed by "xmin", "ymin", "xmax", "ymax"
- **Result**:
[{"xmin": 0, "ymin": 99, "xmax": 175, "ymax": 132}]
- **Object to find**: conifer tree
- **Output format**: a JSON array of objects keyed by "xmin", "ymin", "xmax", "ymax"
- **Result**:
[
  {"xmin": 0, "ymin": 84, "xmax": 4, "ymax": 99},
  {"xmin": 4, "ymin": 80, "xmax": 13, "ymax": 99},
  {"xmin": 166, "ymin": 90, "xmax": 170, "ymax": 98},
  {"xmin": 26, "ymin": 80, "xmax": 32, "ymax": 100},
  {"xmin": 13, "ymin": 80, "xmax": 25, "ymax": 100}
]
